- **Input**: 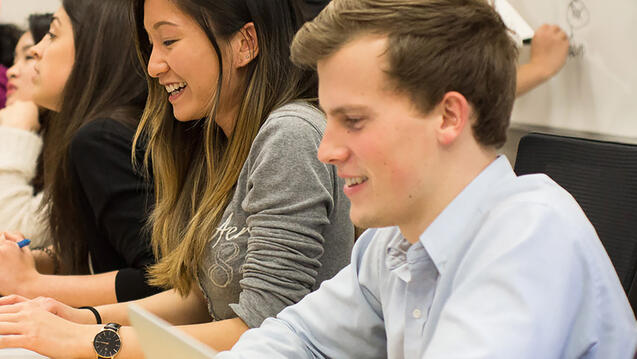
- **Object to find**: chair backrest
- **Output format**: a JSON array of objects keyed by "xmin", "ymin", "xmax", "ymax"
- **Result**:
[{"xmin": 514, "ymin": 132, "xmax": 637, "ymax": 315}]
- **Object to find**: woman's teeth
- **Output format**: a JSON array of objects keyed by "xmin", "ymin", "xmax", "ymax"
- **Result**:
[{"xmin": 165, "ymin": 82, "xmax": 187, "ymax": 94}]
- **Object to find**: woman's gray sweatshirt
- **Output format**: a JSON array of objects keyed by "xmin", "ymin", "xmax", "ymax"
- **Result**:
[{"xmin": 197, "ymin": 101, "xmax": 354, "ymax": 328}]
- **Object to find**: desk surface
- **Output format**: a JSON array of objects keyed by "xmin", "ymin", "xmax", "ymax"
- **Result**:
[{"xmin": 0, "ymin": 348, "xmax": 48, "ymax": 358}]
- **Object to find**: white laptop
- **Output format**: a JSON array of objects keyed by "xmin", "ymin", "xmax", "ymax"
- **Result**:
[
  {"xmin": 128, "ymin": 303, "xmax": 218, "ymax": 359},
  {"xmin": 0, "ymin": 348, "xmax": 48, "ymax": 359}
]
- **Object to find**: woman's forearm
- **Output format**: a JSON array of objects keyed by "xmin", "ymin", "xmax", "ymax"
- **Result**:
[
  {"xmin": 180, "ymin": 317, "xmax": 250, "ymax": 352},
  {"xmin": 84, "ymin": 289, "xmax": 217, "ymax": 359},
  {"xmin": 72, "ymin": 317, "xmax": 249, "ymax": 359},
  {"xmin": 18, "ymin": 271, "xmax": 118, "ymax": 307},
  {"xmin": 97, "ymin": 288, "xmax": 211, "ymax": 327}
]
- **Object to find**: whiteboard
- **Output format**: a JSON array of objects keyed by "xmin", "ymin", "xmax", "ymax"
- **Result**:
[{"xmin": 508, "ymin": 0, "xmax": 637, "ymax": 138}]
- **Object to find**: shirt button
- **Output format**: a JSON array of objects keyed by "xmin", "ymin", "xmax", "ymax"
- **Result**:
[{"xmin": 412, "ymin": 309, "xmax": 422, "ymax": 319}]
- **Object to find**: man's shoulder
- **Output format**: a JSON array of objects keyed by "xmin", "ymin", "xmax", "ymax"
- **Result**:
[
  {"xmin": 489, "ymin": 172, "xmax": 592, "ymax": 232},
  {"xmin": 478, "ymin": 173, "xmax": 637, "ymax": 357},
  {"xmin": 452, "ymin": 171, "xmax": 602, "ymax": 275},
  {"xmin": 458, "ymin": 171, "xmax": 615, "ymax": 292}
]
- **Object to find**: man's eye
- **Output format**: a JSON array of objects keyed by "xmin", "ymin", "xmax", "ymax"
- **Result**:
[{"xmin": 344, "ymin": 117, "xmax": 363, "ymax": 129}]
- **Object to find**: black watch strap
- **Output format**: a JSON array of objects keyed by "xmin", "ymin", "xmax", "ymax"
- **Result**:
[{"xmin": 104, "ymin": 323, "xmax": 121, "ymax": 332}]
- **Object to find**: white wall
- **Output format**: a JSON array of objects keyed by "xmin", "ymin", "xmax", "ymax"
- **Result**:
[
  {"xmin": 3, "ymin": 0, "xmax": 634, "ymax": 139},
  {"xmin": 1, "ymin": 0, "xmax": 60, "ymax": 28},
  {"xmin": 509, "ymin": 0, "xmax": 637, "ymax": 138}
]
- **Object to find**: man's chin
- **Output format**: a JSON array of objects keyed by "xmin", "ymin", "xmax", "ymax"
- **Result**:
[{"xmin": 349, "ymin": 209, "xmax": 380, "ymax": 230}]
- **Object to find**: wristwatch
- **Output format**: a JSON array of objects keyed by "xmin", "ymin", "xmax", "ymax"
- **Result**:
[{"xmin": 93, "ymin": 323, "xmax": 122, "ymax": 358}]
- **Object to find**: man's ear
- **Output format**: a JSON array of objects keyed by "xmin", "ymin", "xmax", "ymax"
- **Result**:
[
  {"xmin": 233, "ymin": 22, "xmax": 259, "ymax": 68},
  {"xmin": 436, "ymin": 91, "xmax": 471, "ymax": 146}
]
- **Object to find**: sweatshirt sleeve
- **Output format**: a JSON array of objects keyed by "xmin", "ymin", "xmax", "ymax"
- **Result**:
[
  {"xmin": 0, "ymin": 126, "xmax": 49, "ymax": 245},
  {"xmin": 228, "ymin": 112, "xmax": 336, "ymax": 328},
  {"xmin": 69, "ymin": 119, "xmax": 161, "ymax": 301}
]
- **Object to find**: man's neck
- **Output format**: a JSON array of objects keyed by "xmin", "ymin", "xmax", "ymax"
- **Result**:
[{"xmin": 400, "ymin": 146, "xmax": 498, "ymax": 244}]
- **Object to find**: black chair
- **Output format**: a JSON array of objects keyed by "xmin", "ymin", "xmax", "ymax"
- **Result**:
[{"xmin": 514, "ymin": 132, "xmax": 637, "ymax": 315}]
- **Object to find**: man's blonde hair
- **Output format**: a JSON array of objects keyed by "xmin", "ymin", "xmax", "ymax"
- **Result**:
[{"xmin": 291, "ymin": 0, "xmax": 518, "ymax": 148}]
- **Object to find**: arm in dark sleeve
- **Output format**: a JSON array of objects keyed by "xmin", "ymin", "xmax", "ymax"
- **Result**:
[{"xmin": 70, "ymin": 118, "xmax": 161, "ymax": 301}]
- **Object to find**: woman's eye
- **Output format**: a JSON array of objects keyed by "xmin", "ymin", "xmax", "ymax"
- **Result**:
[
  {"xmin": 163, "ymin": 39, "xmax": 177, "ymax": 46},
  {"xmin": 25, "ymin": 55, "xmax": 35, "ymax": 60},
  {"xmin": 47, "ymin": 31, "xmax": 57, "ymax": 39}
]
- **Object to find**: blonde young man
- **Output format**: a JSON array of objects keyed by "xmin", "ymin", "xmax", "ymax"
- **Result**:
[{"xmin": 219, "ymin": 0, "xmax": 637, "ymax": 358}]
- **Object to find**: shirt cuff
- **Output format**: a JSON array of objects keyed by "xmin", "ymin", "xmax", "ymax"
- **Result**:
[{"xmin": 115, "ymin": 268, "xmax": 163, "ymax": 302}]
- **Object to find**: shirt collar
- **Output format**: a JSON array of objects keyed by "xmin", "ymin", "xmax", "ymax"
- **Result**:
[
  {"xmin": 418, "ymin": 155, "xmax": 516, "ymax": 274},
  {"xmin": 385, "ymin": 234, "xmax": 414, "ymax": 281}
]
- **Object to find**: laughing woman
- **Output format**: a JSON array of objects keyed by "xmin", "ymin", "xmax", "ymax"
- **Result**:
[
  {"xmin": 0, "ymin": 0, "xmax": 353, "ymax": 358},
  {"xmin": 0, "ymin": 0, "xmax": 161, "ymax": 306}
]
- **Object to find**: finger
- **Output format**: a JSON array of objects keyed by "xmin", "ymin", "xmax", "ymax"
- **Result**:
[
  {"xmin": 32, "ymin": 297, "xmax": 60, "ymax": 314},
  {"xmin": 0, "ymin": 294, "xmax": 29, "ymax": 306},
  {"xmin": 3, "ymin": 232, "xmax": 23, "ymax": 243},
  {"xmin": 0, "ymin": 238, "xmax": 19, "ymax": 250},
  {"xmin": 0, "ymin": 333, "xmax": 28, "ymax": 349},
  {"xmin": 0, "ymin": 233, "xmax": 18, "ymax": 245},
  {"xmin": 0, "ymin": 241, "xmax": 16, "ymax": 253},
  {"xmin": 0, "ymin": 312, "xmax": 23, "ymax": 323}
]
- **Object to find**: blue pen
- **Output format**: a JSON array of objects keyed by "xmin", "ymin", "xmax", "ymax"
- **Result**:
[{"xmin": 17, "ymin": 239, "xmax": 31, "ymax": 248}]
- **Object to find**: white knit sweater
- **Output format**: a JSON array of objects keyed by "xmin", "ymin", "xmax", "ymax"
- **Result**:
[{"xmin": 0, "ymin": 126, "xmax": 49, "ymax": 246}]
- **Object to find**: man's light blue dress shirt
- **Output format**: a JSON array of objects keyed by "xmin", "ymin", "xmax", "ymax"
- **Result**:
[{"xmin": 218, "ymin": 156, "xmax": 637, "ymax": 358}]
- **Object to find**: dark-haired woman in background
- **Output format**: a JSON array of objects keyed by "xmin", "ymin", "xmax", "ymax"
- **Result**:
[
  {"xmin": 0, "ymin": 13, "xmax": 54, "ymax": 246},
  {"xmin": 0, "ymin": 23, "xmax": 23, "ymax": 108},
  {"xmin": 0, "ymin": 0, "xmax": 353, "ymax": 357},
  {"xmin": 0, "ymin": 0, "xmax": 161, "ymax": 306}
]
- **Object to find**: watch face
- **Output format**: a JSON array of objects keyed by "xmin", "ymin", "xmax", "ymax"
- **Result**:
[{"xmin": 94, "ymin": 329, "xmax": 121, "ymax": 357}]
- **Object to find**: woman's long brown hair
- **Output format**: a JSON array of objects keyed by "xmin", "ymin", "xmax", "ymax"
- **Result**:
[
  {"xmin": 131, "ymin": 0, "xmax": 317, "ymax": 296},
  {"xmin": 43, "ymin": 0, "xmax": 148, "ymax": 273}
]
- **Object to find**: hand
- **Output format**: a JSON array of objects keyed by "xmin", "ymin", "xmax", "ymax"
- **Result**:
[
  {"xmin": 0, "ymin": 298, "xmax": 96, "ymax": 358},
  {"xmin": 0, "ymin": 232, "xmax": 39, "ymax": 296},
  {"xmin": 529, "ymin": 24, "xmax": 569, "ymax": 80},
  {"xmin": 30, "ymin": 246, "xmax": 59, "ymax": 275},
  {"xmin": 0, "ymin": 295, "xmax": 96, "ymax": 324},
  {"xmin": 0, "ymin": 100, "xmax": 40, "ymax": 132}
]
